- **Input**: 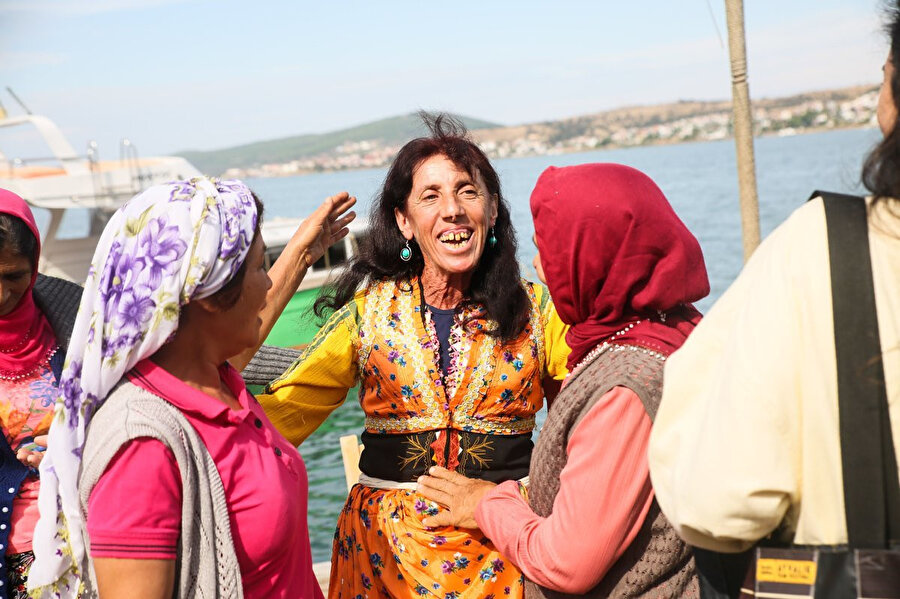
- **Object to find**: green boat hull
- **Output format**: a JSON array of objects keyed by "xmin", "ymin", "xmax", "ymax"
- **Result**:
[{"xmin": 263, "ymin": 287, "xmax": 325, "ymax": 348}]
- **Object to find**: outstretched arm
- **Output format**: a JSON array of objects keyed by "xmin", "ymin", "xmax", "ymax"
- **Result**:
[
  {"xmin": 256, "ymin": 301, "xmax": 360, "ymax": 445},
  {"xmin": 230, "ymin": 192, "xmax": 356, "ymax": 370}
]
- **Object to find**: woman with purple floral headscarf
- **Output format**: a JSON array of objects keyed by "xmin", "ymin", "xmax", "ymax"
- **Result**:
[{"xmin": 27, "ymin": 177, "xmax": 355, "ymax": 599}]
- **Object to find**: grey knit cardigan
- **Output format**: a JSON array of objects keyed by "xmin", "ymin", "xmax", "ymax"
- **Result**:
[
  {"xmin": 527, "ymin": 348, "xmax": 698, "ymax": 599},
  {"xmin": 32, "ymin": 273, "xmax": 300, "ymax": 385},
  {"xmin": 78, "ymin": 381, "xmax": 243, "ymax": 598}
]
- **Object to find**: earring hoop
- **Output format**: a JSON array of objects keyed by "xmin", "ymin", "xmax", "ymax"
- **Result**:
[
  {"xmin": 400, "ymin": 239, "xmax": 412, "ymax": 262},
  {"xmin": 488, "ymin": 227, "xmax": 498, "ymax": 248}
]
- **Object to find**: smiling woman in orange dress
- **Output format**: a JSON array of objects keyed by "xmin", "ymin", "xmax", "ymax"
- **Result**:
[{"xmin": 258, "ymin": 116, "xmax": 569, "ymax": 599}]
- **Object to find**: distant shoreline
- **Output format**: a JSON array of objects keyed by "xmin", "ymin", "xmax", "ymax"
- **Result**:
[
  {"xmin": 183, "ymin": 83, "xmax": 878, "ymax": 178},
  {"xmin": 236, "ymin": 123, "xmax": 877, "ymax": 180}
]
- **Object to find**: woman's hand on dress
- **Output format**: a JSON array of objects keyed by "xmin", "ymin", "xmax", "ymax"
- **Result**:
[
  {"xmin": 15, "ymin": 434, "xmax": 47, "ymax": 468},
  {"xmin": 416, "ymin": 466, "xmax": 496, "ymax": 529}
]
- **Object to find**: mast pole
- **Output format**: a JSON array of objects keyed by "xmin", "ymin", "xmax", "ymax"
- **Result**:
[{"xmin": 724, "ymin": 0, "xmax": 761, "ymax": 260}]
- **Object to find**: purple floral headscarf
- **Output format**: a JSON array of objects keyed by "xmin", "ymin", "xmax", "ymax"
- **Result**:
[{"xmin": 29, "ymin": 177, "xmax": 258, "ymax": 597}]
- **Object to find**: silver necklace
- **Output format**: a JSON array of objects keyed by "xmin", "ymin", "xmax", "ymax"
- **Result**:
[
  {"xmin": 567, "ymin": 320, "xmax": 667, "ymax": 380},
  {"xmin": 0, "ymin": 346, "xmax": 59, "ymax": 382}
]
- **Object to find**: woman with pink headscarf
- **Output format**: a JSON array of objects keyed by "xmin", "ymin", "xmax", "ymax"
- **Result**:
[
  {"xmin": 0, "ymin": 190, "xmax": 78, "ymax": 598},
  {"xmin": 418, "ymin": 163, "xmax": 708, "ymax": 597}
]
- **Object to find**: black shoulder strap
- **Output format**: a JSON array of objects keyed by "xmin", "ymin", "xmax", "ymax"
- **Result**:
[{"xmin": 815, "ymin": 190, "xmax": 900, "ymax": 549}]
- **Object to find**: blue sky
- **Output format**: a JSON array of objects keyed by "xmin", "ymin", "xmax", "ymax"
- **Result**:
[{"xmin": 0, "ymin": 0, "xmax": 887, "ymax": 157}]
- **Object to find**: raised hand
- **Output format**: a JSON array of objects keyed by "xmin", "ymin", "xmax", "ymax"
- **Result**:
[
  {"xmin": 416, "ymin": 466, "xmax": 496, "ymax": 529},
  {"xmin": 293, "ymin": 191, "xmax": 357, "ymax": 269}
]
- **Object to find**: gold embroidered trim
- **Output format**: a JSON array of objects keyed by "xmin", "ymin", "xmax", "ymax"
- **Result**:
[
  {"xmin": 365, "ymin": 282, "xmax": 445, "ymax": 432},
  {"xmin": 451, "ymin": 331, "xmax": 495, "ymax": 430},
  {"xmin": 362, "ymin": 279, "xmax": 540, "ymax": 435},
  {"xmin": 526, "ymin": 283, "xmax": 546, "ymax": 374},
  {"xmin": 460, "ymin": 434, "xmax": 494, "ymax": 470},
  {"xmin": 398, "ymin": 432, "xmax": 435, "ymax": 472},
  {"xmin": 455, "ymin": 415, "xmax": 537, "ymax": 434},
  {"xmin": 357, "ymin": 282, "xmax": 391, "ymax": 381}
]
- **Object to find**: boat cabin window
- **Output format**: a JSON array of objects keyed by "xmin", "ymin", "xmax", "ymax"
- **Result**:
[
  {"xmin": 312, "ymin": 241, "xmax": 349, "ymax": 271},
  {"xmin": 264, "ymin": 246, "xmax": 285, "ymax": 271}
]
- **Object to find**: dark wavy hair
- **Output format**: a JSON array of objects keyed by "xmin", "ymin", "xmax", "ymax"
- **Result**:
[
  {"xmin": 862, "ymin": 0, "xmax": 900, "ymax": 212},
  {"xmin": 316, "ymin": 113, "xmax": 530, "ymax": 342},
  {"xmin": 0, "ymin": 214, "xmax": 38, "ymax": 270}
]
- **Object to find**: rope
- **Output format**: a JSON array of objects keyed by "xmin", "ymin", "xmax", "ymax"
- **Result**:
[{"xmin": 705, "ymin": 0, "xmax": 726, "ymax": 49}]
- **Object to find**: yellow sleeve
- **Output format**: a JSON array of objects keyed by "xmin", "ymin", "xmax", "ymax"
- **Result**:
[
  {"xmin": 534, "ymin": 283, "xmax": 570, "ymax": 381},
  {"xmin": 257, "ymin": 300, "xmax": 360, "ymax": 446}
]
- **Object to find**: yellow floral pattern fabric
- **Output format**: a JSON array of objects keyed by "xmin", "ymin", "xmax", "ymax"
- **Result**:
[{"xmin": 261, "ymin": 278, "xmax": 568, "ymax": 445}]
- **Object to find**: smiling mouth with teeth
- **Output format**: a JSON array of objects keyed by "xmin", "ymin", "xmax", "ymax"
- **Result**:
[{"xmin": 439, "ymin": 231, "xmax": 472, "ymax": 246}]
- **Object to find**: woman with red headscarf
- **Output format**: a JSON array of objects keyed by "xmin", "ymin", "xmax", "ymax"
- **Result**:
[{"xmin": 418, "ymin": 163, "xmax": 708, "ymax": 597}]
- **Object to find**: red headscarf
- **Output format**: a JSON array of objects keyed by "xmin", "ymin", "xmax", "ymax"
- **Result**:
[
  {"xmin": 530, "ymin": 163, "xmax": 709, "ymax": 371},
  {"xmin": 0, "ymin": 189, "xmax": 56, "ymax": 379}
]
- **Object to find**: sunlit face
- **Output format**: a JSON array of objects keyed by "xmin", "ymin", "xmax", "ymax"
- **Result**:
[
  {"xmin": 395, "ymin": 154, "xmax": 498, "ymax": 280},
  {"xmin": 219, "ymin": 235, "xmax": 271, "ymax": 351},
  {"xmin": 532, "ymin": 235, "xmax": 547, "ymax": 285},
  {"xmin": 878, "ymin": 53, "xmax": 897, "ymax": 136},
  {"xmin": 0, "ymin": 246, "xmax": 33, "ymax": 317}
]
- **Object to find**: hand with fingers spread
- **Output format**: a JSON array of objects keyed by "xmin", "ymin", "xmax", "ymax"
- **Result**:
[
  {"xmin": 292, "ymin": 191, "xmax": 358, "ymax": 269},
  {"xmin": 416, "ymin": 466, "xmax": 497, "ymax": 529},
  {"xmin": 15, "ymin": 434, "xmax": 48, "ymax": 468}
]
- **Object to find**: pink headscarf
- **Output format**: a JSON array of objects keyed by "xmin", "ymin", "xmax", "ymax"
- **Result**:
[
  {"xmin": 530, "ymin": 163, "xmax": 710, "ymax": 371},
  {"xmin": 0, "ymin": 189, "xmax": 56, "ymax": 378}
]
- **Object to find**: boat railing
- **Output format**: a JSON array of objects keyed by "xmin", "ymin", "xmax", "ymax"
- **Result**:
[
  {"xmin": 0, "ymin": 114, "xmax": 89, "ymax": 176},
  {"xmin": 0, "ymin": 154, "xmax": 89, "ymax": 179},
  {"xmin": 119, "ymin": 138, "xmax": 154, "ymax": 192}
]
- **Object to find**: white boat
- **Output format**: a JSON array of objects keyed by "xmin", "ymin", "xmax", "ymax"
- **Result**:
[
  {"xmin": 0, "ymin": 109, "xmax": 365, "ymax": 308},
  {"xmin": 0, "ymin": 111, "xmax": 202, "ymax": 282}
]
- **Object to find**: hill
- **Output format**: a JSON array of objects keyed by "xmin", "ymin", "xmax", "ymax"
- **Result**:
[
  {"xmin": 177, "ymin": 85, "xmax": 879, "ymax": 177},
  {"xmin": 177, "ymin": 113, "xmax": 499, "ymax": 175}
]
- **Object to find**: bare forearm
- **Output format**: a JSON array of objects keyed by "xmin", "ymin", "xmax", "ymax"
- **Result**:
[
  {"xmin": 229, "ymin": 191, "xmax": 355, "ymax": 370},
  {"xmin": 230, "ymin": 245, "xmax": 310, "ymax": 371},
  {"xmin": 261, "ymin": 240, "xmax": 313, "ymax": 335}
]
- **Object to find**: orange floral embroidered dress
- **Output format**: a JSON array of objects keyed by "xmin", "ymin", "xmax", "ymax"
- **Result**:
[{"xmin": 259, "ymin": 278, "xmax": 569, "ymax": 599}]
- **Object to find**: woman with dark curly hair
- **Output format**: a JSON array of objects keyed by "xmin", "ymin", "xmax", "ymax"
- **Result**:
[{"xmin": 258, "ymin": 116, "xmax": 570, "ymax": 598}]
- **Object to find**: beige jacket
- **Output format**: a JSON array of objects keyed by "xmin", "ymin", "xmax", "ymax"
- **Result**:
[{"xmin": 649, "ymin": 196, "xmax": 900, "ymax": 551}]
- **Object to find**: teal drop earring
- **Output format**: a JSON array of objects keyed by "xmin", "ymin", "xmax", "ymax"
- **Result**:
[
  {"xmin": 400, "ymin": 239, "xmax": 412, "ymax": 262},
  {"xmin": 488, "ymin": 227, "xmax": 498, "ymax": 248}
]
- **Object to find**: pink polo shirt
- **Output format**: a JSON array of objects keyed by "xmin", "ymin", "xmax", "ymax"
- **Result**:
[{"xmin": 86, "ymin": 359, "xmax": 323, "ymax": 599}]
